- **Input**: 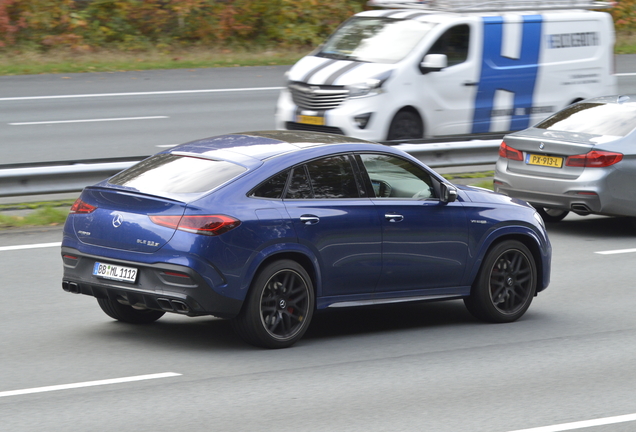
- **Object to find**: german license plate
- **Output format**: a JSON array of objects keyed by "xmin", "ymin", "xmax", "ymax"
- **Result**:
[
  {"xmin": 297, "ymin": 115, "xmax": 325, "ymax": 126},
  {"xmin": 525, "ymin": 153, "xmax": 563, "ymax": 168},
  {"xmin": 93, "ymin": 262, "xmax": 138, "ymax": 283}
]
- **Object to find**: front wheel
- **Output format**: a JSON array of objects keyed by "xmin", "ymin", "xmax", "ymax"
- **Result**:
[
  {"xmin": 464, "ymin": 240, "xmax": 537, "ymax": 323},
  {"xmin": 535, "ymin": 207, "xmax": 569, "ymax": 223},
  {"xmin": 231, "ymin": 260, "xmax": 315, "ymax": 349},
  {"xmin": 97, "ymin": 297, "xmax": 165, "ymax": 324},
  {"xmin": 386, "ymin": 110, "xmax": 423, "ymax": 141}
]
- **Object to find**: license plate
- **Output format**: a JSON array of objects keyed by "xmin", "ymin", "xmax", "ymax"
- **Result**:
[
  {"xmin": 93, "ymin": 262, "xmax": 138, "ymax": 283},
  {"xmin": 525, "ymin": 153, "xmax": 563, "ymax": 168},
  {"xmin": 297, "ymin": 115, "xmax": 325, "ymax": 126}
]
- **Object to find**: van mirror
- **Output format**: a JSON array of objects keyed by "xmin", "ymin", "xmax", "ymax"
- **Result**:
[
  {"xmin": 440, "ymin": 183, "xmax": 457, "ymax": 203},
  {"xmin": 420, "ymin": 54, "xmax": 447, "ymax": 74}
]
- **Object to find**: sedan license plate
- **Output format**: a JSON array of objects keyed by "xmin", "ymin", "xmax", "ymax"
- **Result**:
[
  {"xmin": 297, "ymin": 115, "xmax": 325, "ymax": 126},
  {"xmin": 93, "ymin": 262, "xmax": 138, "ymax": 283},
  {"xmin": 525, "ymin": 153, "xmax": 563, "ymax": 168}
]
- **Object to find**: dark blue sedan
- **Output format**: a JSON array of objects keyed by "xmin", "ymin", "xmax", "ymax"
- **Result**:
[{"xmin": 61, "ymin": 131, "xmax": 551, "ymax": 348}]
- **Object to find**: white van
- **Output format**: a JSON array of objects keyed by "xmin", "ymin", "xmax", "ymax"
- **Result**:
[{"xmin": 275, "ymin": 0, "xmax": 617, "ymax": 141}]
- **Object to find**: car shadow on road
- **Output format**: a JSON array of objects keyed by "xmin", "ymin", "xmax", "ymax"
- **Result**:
[
  {"xmin": 303, "ymin": 299, "xmax": 476, "ymax": 341},
  {"xmin": 545, "ymin": 215, "xmax": 636, "ymax": 238},
  {"xmin": 89, "ymin": 299, "xmax": 480, "ymax": 350}
]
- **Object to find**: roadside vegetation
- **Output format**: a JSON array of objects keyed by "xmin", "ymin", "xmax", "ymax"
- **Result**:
[
  {"xmin": 0, "ymin": 201, "xmax": 74, "ymax": 229},
  {"xmin": 0, "ymin": 0, "xmax": 635, "ymax": 76}
]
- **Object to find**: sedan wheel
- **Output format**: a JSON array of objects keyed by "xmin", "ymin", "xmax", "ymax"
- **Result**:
[
  {"xmin": 535, "ymin": 207, "xmax": 569, "ymax": 223},
  {"xmin": 464, "ymin": 240, "xmax": 537, "ymax": 323},
  {"xmin": 232, "ymin": 260, "xmax": 314, "ymax": 349},
  {"xmin": 97, "ymin": 297, "xmax": 165, "ymax": 324}
]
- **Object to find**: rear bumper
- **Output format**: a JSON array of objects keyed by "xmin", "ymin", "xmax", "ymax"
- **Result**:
[{"xmin": 61, "ymin": 247, "xmax": 243, "ymax": 319}]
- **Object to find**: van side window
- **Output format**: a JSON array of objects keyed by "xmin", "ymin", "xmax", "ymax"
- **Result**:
[{"xmin": 427, "ymin": 24, "xmax": 470, "ymax": 67}]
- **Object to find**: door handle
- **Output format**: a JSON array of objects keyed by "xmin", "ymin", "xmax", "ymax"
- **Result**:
[
  {"xmin": 463, "ymin": 81, "xmax": 478, "ymax": 86},
  {"xmin": 385, "ymin": 213, "xmax": 404, "ymax": 223},
  {"xmin": 300, "ymin": 215, "xmax": 320, "ymax": 225}
]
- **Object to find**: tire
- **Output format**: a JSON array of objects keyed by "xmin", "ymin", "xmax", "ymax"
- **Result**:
[
  {"xmin": 387, "ymin": 110, "xmax": 423, "ymax": 141},
  {"xmin": 97, "ymin": 297, "xmax": 165, "ymax": 324},
  {"xmin": 464, "ymin": 240, "xmax": 537, "ymax": 323},
  {"xmin": 535, "ymin": 207, "xmax": 569, "ymax": 223},
  {"xmin": 231, "ymin": 260, "xmax": 315, "ymax": 349}
]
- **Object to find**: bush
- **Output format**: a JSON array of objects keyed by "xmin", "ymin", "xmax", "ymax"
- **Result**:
[{"xmin": 0, "ymin": 0, "xmax": 366, "ymax": 51}]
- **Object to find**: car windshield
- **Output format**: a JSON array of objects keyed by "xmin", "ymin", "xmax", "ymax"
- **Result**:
[
  {"xmin": 535, "ymin": 102, "xmax": 636, "ymax": 137},
  {"xmin": 317, "ymin": 17, "xmax": 435, "ymax": 64},
  {"xmin": 109, "ymin": 154, "xmax": 246, "ymax": 195}
]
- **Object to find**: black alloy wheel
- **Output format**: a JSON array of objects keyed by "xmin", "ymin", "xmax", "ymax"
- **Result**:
[
  {"xmin": 232, "ymin": 260, "xmax": 315, "ymax": 349},
  {"xmin": 97, "ymin": 297, "xmax": 165, "ymax": 324},
  {"xmin": 386, "ymin": 110, "xmax": 423, "ymax": 141},
  {"xmin": 536, "ymin": 207, "xmax": 569, "ymax": 223},
  {"xmin": 464, "ymin": 240, "xmax": 537, "ymax": 323}
]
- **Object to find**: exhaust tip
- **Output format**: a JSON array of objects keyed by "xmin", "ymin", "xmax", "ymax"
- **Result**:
[
  {"xmin": 62, "ymin": 281, "xmax": 81, "ymax": 294},
  {"xmin": 571, "ymin": 203, "xmax": 591, "ymax": 215},
  {"xmin": 171, "ymin": 300, "xmax": 190, "ymax": 314}
]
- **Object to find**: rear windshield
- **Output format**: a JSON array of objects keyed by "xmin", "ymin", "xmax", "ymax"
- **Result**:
[
  {"xmin": 108, "ymin": 154, "xmax": 246, "ymax": 195},
  {"xmin": 535, "ymin": 102, "xmax": 636, "ymax": 137}
]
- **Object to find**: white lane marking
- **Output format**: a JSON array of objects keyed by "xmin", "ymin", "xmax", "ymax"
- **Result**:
[
  {"xmin": 507, "ymin": 412, "xmax": 636, "ymax": 432},
  {"xmin": 9, "ymin": 116, "xmax": 168, "ymax": 125},
  {"xmin": 0, "ymin": 242, "xmax": 61, "ymax": 252},
  {"xmin": 0, "ymin": 86, "xmax": 283, "ymax": 101},
  {"xmin": 156, "ymin": 144, "xmax": 178, "ymax": 148},
  {"xmin": 616, "ymin": 73, "xmax": 636, "ymax": 76},
  {"xmin": 0, "ymin": 372, "xmax": 182, "ymax": 398},
  {"xmin": 595, "ymin": 248, "xmax": 636, "ymax": 255}
]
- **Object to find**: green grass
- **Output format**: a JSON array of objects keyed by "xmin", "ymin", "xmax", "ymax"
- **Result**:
[
  {"xmin": 0, "ymin": 206, "xmax": 70, "ymax": 229},
  {"xmin": 0, "ymin": 47, "xmax": 307, "ymax": 76}
]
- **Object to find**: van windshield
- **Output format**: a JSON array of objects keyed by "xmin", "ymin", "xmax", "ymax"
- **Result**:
[{"xmin": 318, "ymin": 17, "xmax": 435, "ymax": 64}]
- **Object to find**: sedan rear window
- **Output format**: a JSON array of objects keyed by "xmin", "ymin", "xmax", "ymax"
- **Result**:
[
  {"xmin": 109, "ymin": 154, "xmax": 246, "ymax": 195},
  {"xmin": 535, "ymin": 102, "xmax": 636, "ymax": 137}
]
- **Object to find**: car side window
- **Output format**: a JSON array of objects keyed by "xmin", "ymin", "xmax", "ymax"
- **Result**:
[
  {"xmin": 426, "ymin": 24, "xmax": 470, "ymax": 67},
  {"xmin": 358, "ymin": 153, "xmax": 437, "ymax": 199},
  {"xmin": 284, "ymin": 155, "xmax": 361, "ymax": 199},
  {"xmin": 306, "ymin": 155, "xmax": 360, "ymax": 199},
  {"xmin": 251, "ymin": 170, "xmax": 290, "ymax": 199},
  {"xmin": 286, "ymin": 166, "xmax": 313, "ymax": 199}
]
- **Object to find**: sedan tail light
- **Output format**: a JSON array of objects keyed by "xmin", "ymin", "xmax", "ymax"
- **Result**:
[
  {"xmin": 565, "ymin": 150, "xmax": 623, "ymax": 168},
  {"xmin": 149, "ymin": 214, "xmax": 241, "ymax": 236},
  {"xmin": 69, "ymin": 198, "xmax": 97, "ymax": 214},
  {"xmin": 499, "ymin": 141, "xmax": 523, "ymax": 161}
]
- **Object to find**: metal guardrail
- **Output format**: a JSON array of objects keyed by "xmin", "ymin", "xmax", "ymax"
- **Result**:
[{"xmin": 0, "ymin": 140, "xmax": 500, "ymax": 198}]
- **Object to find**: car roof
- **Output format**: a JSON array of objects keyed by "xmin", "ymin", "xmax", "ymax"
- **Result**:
[{"xmin": 167, "ymin": 131, "xmax": 381, "ymax": 167}]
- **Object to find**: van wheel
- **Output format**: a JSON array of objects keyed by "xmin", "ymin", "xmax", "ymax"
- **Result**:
[
  {"xmin": 387, "ymin": 110, "xmax": 423, "ymax": 141},
  {"xmin": 231, "ymin": 260, "xmax": 315, "ymax": 349}
]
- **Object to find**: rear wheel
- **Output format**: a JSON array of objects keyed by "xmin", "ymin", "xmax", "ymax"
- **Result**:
[
  {"xmin": 387, "ymin": 110, "xmax": 423, "ymax": 141},
  {"xmin": 97, "ymin": 297, "xmax": 165, "ymax": 324},
  {"xmin": 232, "ymin": 260, "xmax": 314, "ymax": 349},
  {"xmin": 464, "ymin": 240, "xmax": 537, "ymax": 323},
  {"xmin": 535, "ymin": 207, "xmax": 569, "ymax": 223}
]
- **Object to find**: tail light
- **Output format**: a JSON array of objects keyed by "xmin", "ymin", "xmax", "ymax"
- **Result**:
[
  {"xmin": 69, "ymin": 198, "xmax": 96, "ymax": 214},
  {"xmin": 499, "ymin": 141, "xmax": 523, "ymax": 161},
  {"xmin": 565, "ymin": 150, "xmax": 623, "ymax": 168},
  {"xmin": 149, "ymin": 214, "xmax": 241, "ymax": 236}
]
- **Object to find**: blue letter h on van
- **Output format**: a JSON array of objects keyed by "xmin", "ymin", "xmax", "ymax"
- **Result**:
[{"xmin": 471, "ymin": 16, "xmax": 542, "ymax": 133}]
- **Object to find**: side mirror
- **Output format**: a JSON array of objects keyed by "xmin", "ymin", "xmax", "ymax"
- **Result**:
[
  {"xmin": 440, "ymin": 183, "xmax": 458, "ymax": 203},
  {"xmin": 419, "ymin": 54, "xmax": 447, "ymax": 74}
]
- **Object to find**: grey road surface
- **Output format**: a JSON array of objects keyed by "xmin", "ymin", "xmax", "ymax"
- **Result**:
[
  {"xmin": 2, "ymin": 214, "xmax": 636, "ymax": 432},
  {"xmin": 1, "ymin": 55, "xmax": 635, "ymax": 165}
]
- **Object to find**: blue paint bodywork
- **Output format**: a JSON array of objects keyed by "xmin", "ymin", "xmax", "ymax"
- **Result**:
[{"xmin": 61, "ymin": 132, "xmax": 551, "ymax": 318}]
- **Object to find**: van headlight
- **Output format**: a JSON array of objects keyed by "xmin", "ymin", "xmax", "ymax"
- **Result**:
[
  {"xmin": 346, "ymin": 70, "xmax": 392, "ymax": 99},
  {"xmin": 347, "ymin": 79, "xmax": 383, "ymax": 98}
]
